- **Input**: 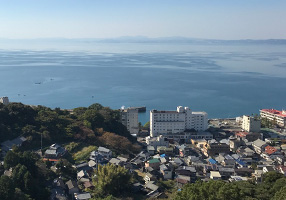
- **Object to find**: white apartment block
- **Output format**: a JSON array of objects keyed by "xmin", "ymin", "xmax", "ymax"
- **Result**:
[
  {"xmin": 0, "ymin": 96, "xmax": 9, "ymax": 105},
  {"xmin": 120, "ymin": 108, "xmax": 139, "ymax": 135},
  {"xmin": 150, "ymin": 106, "xmax": 208, "ymax": 137},
  {"xmin": 260, "ymin": 109, "xmax": 286, "ymax": 127},
  {"xmin": 242, "ymin": 115, "xmax": 261, "ymax": 132}
]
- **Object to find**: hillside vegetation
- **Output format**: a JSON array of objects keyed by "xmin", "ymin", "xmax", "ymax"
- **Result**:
[{"xmin": 0, "ymin": 102, "xmax": 141, "ymax": 155}]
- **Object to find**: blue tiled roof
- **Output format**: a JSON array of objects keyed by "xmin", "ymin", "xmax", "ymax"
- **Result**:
[
  {"xmin": 208, "ymin": 158, "xmax": 217, "ymax": 164},
  {"xmin": 236, "ymin": 159, "xmax": 246, "ymax": 166}
]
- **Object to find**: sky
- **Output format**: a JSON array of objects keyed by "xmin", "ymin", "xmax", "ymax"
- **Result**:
[{"xmin": 0, "ymin": 0, "xmax": 286, "ymax": 40}]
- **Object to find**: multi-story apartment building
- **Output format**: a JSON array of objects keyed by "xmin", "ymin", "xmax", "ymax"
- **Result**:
[
  {"xmin": 0, "ymin": 96, "xmax": 9, "ymax": 105},
  {"xmin": 150, "ymin": 106, "xmax": 208, "ymax": 137},
  {"xmin": 241, "ymin": 115, "xmax": 261, "ymax": 132},
  {"xmin": 260, "ymin": 109, "xmax": 286, "ymax": 127},
  {"xmin": 120, "ymin": 107, "xmax": 139, "ymax": 135}
]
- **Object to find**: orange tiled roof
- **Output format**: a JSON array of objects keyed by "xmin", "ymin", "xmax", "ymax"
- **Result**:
[
  {"xmin": 236, "ymin": 132, "xmax": 249, "ymax": 137},
  {"xmin": 264, "ymin": 145, "xmax": 277, "ymax": 155}
]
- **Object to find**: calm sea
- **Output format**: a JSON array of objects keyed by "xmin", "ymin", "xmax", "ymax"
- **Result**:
[{"xmin": 0, "ymin": 41, "xmax": 286, "ymax": 124}]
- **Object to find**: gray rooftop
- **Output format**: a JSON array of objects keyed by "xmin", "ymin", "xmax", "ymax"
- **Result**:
[
  {"xmin": 98, "ymin": 146, "xmax": 111, "ymax": 153},
  {"xmin": 253, "ymin": 139, "xmax": 266, "ymax": 148},
  {"xmin": 75, "ymin": 193, "xmax": 91, "ymax": 200}
]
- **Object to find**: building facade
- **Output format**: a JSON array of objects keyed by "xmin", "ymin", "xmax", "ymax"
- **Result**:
[
  {"xmin": 120, "ymin": 107, "xmax": 139, "ymax": 135},
  {"xmin": 260, "ymin": 109, "xmax": 286, "ymax": 127},
  {"xmin": 146, "ymin": 135, "xmax": 169, "ymax": 149},
  {"xmin": 0, "ymin": 96, "xmax": 9, "ymax": 105},
  {"xmin": 150, "ymin": 106, "xmax": 208, "ymax": 137},
  {"xmin": 241, "ymin": 115, "xmax": 261, "ymax": 132}
]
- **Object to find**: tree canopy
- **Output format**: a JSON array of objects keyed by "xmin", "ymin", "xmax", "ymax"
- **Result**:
[{"xmin": 92, "ymin": 164, "xmax": 132, "ymax": 197}]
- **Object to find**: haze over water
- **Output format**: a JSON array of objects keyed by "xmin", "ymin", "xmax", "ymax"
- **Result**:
[{"xmin": 1, "ymin": 41, "xmax": 286, "ymax": 124}]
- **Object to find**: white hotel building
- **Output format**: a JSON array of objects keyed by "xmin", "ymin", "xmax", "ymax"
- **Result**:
[
  {"xmin": 260, "ymin": 109, "xmax": 286, "ymax": 127},
  {"xmin": 150, "ymin": 106, "xmax": 208, "ymax": 137}
]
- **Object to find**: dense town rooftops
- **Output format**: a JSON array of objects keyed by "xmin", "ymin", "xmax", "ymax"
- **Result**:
[{"xmin": 260, "ymin": 109, "xmax": 286, "ymax": 117}]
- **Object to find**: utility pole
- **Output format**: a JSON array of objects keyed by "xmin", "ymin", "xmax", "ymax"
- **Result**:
[{"xmin": 41, "ymin": 132, "xmax": 43, "ymax": 156}]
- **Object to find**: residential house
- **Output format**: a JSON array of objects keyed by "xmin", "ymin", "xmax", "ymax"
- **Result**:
[
  {"xmin": 88, "ymin": 160, "xmax": 96, "ymax": 168},
  {"xmin": 45, "ymin": 143, "xmax": 66, "ymax": 159},
  {"xmin": 253, "ymin": 169, "xmax": 263, "ymax": 182},
  {"xmin": 202, "ymin": 141, "xmax": 230, "ymax": 157},
  {"xmin": 204, "ymin": 165, "xmax": 219, "ymax": 174},
  {"xmin": 222, "ymin": 155, "xmax": 236, "ymax": 167},
  {"xmin": 1, "ymin": 136, "xmax": 27, "ymax": 156},
  {"xmin": 229, "ymin": 136, "xmax": 242, "ymax": 152},
  {"xmin": 176, "ymin": 166, "xmax": 197, "ymax": 183},
  {"xmin": 176, "ymin": 175, "xmax": 191, "ymax": 188},
  {"xmin": 145, "ymin": 158, "xmax": 160, "ymax": 170},
  {"xmin": 210, "ymin": 171, "xmax": 221, "ymax": 180},
  {"xmin": 218, "ymin": 167, "xmax": 235, "ymax": 179},
  {"xmin": 132, "ymin": 183, "xmax": 143, "ymax": 193},
  {"xmin": 147, "ymin": 146, "xmax": 155, "ymax": 155},
  {"xmin": 263, "ymin": 166, "xmax": 275, "ymax": 173},
  {"xmin": 187, "ymin": 155, "xmax": 201, "ymax": 165},
  {"xmin": 229, "ymin": 176, "xmax": 248, "ymax": 182},
  {"xmin": 208, "ymin": 158, "xmax": 217, "ymax": 165},
  {"xmin": 146, "ymin": 135, "xmax": 169, "ymax": 150},
  {"xmin": 236, "ymin": 159, "xmax": 247, "ymax": 168},
  {"xmin": 77, "ymin": 170, "xmax": 88, "ymax": 180},
  {"xmin": 273, "ymin": 155, "xmax": 285, "ymax": 165},
  {"xmin": 156, "ymin": 146, "xmax": 174, "ymax": 155},
  {"xmin": 172, "ymin": 157, "xmax": 184, "ymax": 167},
  {"xmin": 177, "ymin": 144, "xmax": 190, "ymax": 157},
  {"xmin": 160, "ymin": 164, "xmax": 173, "ymax": 180},
  {"xmin": 74, "ymin": 193, "xmax": 91, "ymax": 200},
  {"xmin": 264, "ymin": 145, "xmax": 279, "ymax": 156},
  {"xmin": 145, "ymin": 181, "xmax": 159, "ymax": 192},
  {"xmin": 98, "ymin": 146, "xmax": 112, "ymax": 159},
  {"xmin": 276, "ymin": 165, "xmax": 286, "ymax": 176},
  {"xmin": 235, "ymin": 131, "xmax": 261, "ymax": 142},
  {"xmin": 76, "ymin": 162, "xmax": 91, "ymax": 173},
  {"xmin": 66, "ymin": 180, "xmax": 79, "ymax": 195},
  {"xmin": 237, "ymin": 146, "xmax": 255, "ymax": 158},
  {"xmin": 252, "ymin": 139, "xmax": 267, "ymax": 154},
  {"xmin": 191, "ymin": 138, "xmax": 207, "ymax": 148},
  {"xmin": 109, "ymin": 158, "xmax": 123, "ymax": 166},
  {"xmin": 83, "ymin": 181, "xmax": 94, "ymax": 190},
  {"xmin": 235, "ymin": 168, "xmax": 253, "ymax": 177}
]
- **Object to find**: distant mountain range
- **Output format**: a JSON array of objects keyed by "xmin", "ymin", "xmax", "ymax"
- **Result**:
[{"xmin": 1, "ymin": 36, "xmax": 286, "ymax": 45}]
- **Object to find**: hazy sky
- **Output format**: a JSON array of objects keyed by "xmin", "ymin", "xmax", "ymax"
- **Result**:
[{"xmin": 0, "ymin": 0, "xmax": 285, "ymax": 39}]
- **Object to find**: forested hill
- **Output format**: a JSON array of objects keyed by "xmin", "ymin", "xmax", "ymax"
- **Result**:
[{"xmin": 0, "ymin": 102, "xmax": 140, "ymax": 154}]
